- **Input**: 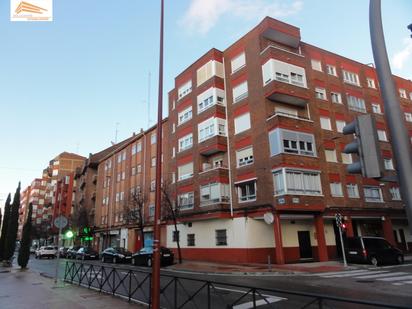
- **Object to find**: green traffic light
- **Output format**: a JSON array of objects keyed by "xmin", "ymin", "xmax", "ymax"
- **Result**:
[{"xmin": 65, "ymin": 230, "xmax": 74, "ymax": 239}]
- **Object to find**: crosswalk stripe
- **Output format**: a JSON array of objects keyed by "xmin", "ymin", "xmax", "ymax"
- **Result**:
[
  {"xmin": 312, "ymin": 269, "xmax": 371, "ymax": 277},
  {"xmin": 355, "ymin": 272, "xmax": 408, "ymax": 279},
  {"xmin": 322, "ymin": 270, "xmax": 378, "ymax": 278},
  {"xmin": 233, "ymin": 297, "xmax": 283, "ymax": 309},
  {"xmin": 378, "ymin": 275, "xmax": 412, "ymax": 282}
]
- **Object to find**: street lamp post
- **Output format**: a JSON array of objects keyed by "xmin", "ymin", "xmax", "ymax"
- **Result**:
[
  {"xmin": 151, "ymin": 0, "xmax": 164, "ymax": 308},
  {"xmin": 370, "ymin": 0, "xmax": 412, "ymax": 235}
]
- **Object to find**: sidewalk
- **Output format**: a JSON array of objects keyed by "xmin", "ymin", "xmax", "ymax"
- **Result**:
[
  {"xmin": 0, "ymin": 266, "xmax": 142, "ymax": 309},
  {"xmin": 167, "ymin": 255, "xmax": 412, "ymax": 275}
]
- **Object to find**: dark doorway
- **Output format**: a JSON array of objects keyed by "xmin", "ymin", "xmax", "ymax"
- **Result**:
[
  {"xmin": 399, "ymin": 229, "xmax": 408, "ymax": 252},
  {"xmin": 298, "ymin": 231, "xmax": 312, "ymax": 259}
]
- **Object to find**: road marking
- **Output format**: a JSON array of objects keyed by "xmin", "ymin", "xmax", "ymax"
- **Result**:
[
  {"xmin": 355, "ymin": 272, "xmax": 408, "ymax": 279},
  {"xmin": 378, "ymin": 275, "xmax": 412, "ymax": 282},
  {"xmin": 322, "ymin": 270, "xmax": 379, "ymax": 278},
  {"xmin": 311, "ymin": 269, "xmax": 370, "ymax": 277},
  {"xmin": 402, "ymin": 281, "xmax": 412, "ymax": 284},
  {"xmin": 233, "ymin": 297, "xmax": 281, "ymax": 309}
]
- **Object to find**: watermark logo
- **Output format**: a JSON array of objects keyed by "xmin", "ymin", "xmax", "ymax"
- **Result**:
[{"xmin": 11, "ymin": 0, "xmax": 53, "ymax": 21}]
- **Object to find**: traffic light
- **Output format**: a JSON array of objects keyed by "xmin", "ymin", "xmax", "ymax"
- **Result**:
[
  {"xmin": 81, "ymin": 226, "xmax": 93, "ymax": 241},
  {"xmin": 65, "ymin": 230, "xmax": 74, "ymax": 239},
  {"xmin": 342, "ymin": 114, "xmax": 384, "ymax": 178}
]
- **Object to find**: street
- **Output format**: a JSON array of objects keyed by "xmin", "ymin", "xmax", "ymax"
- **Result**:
[{"xmin": 26, "ymin": 255, "xmax": 412, "ymax": 308}]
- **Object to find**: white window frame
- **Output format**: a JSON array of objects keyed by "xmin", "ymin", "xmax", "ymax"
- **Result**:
[
  {"xmin": 198, "ymin": 117, "xmax": 227, "ymax": 142},
  {"xmin": 377, "ymin": 130, "xmax": 388, "ymax": 142},
  {"xmin": 336, "ymin": 120, "xmax": 346, "ymax": 133},
  {"xmin": 405, "ymin": 113, "xmax": 412, "ymax": 122},
  {"xmin": 231, "ymin": 52, "xmax": 246, "ymax": 74},
  {"xmin": 330, "ymin": 182, "xmax": 343, "ymax": 197},
  {"xmin": 311, "ymin": 59, "xmax": 322, "ymax": 72},
  {"xmin": 232, "ymin": 81, "xmax": 248, "ymax": 103},
  {"xmin": 178, "ymin": 162, "xmax": 194, "ymax": 181},
  {"xmin": 389, "ymin": 187, "xmax": 401, "ymax": 201},
  {"xmin": 320, "ymin": 116, "xmax": 332, "ymax": 130},
  {"xmin": 178, "ymin": 133, "xmax": 193, "ymax": 152},
  {"xmin": 326, "ymin": 64, "xmax": 337, "ymax": 76},
  {"xmin": 272, "ymin": 168, "xmax": 322, "ymax": 196},
  {"xmin": 346, "ymin": 183, "xmax": 360, "ymax": 198},
  {"xmin": 197, "ymin": 87, "xmax": 225, "ymax": 114},
  {"xmin": 399, "ymin": 88, "xmax": 407, "ymax": 99},
  {"xmin": 178, "ymin": 192, "xmax": 194, "ymax": 210},
  {"xmin": 372, "ymin": 103, "xmax": 382, "ymax": 114},
  {"xmin": 178, "ymin": 106, "xmax": 193, "ymax": 126},
  {"xmin": 367, "ymin": 78, "xmax": 376, "ymax": 89},
  {"xmin": 325, "ymin": 149, "xmax": 337, "ymax": 162},
  {"xmin": 268, "ymin": 128, "xmax": 316, "ymax": 157},
  {"xmin": 236, "ymin": 180, "xmax": 257, "ymax": 202},
  {"xmin": 384, "ymin": 158, "xmax": 394, "ymax": 170},
  {"xmin": 236, "ymin": 146, "xmax": 254, "ymax": 167},
  {"xmin": 343, "ymin": 70, "xmax": 360, "ymax": 86},
  {"xmin": 364, "ymin": 186, "xmax": 383, "ymax": 203},
  {"xmin": 341, "ymin": 153, "xmax": 353, "ymax": 164},
  {"xmin": 347, "ymin": 95, "xmax": 366, "ymax": 113},
  {"xmin": 151, "ymin": 133, "xmax": 157, "ymax": 144},
  {"xmin": 315, "ymin": 87, "xmax": 327, "ymax": 100},
  {"xmin": 178, "ymin": 80, "xmax": 192, "ymax": 100},
  {"xmin": 331, "ymin": 92, "xmax": 342, "ymax": 104},
  {"xmin": 234, "ymin": 113, "xmax": 251, "ymax": 135},
  {"xmin": 262, "ymin": 59, "xmax": 307, "ymax": 88}
]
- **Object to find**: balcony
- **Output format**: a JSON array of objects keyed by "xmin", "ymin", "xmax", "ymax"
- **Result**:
[
  {"xmin": 264, "ymin": 80, "xmax": 309, "ymax": 107},
  {"xmin": 261, "ymin": 21, "xmax": 301, "ymax": 48},
  {"xmin": 200, "ymin": 196, "xmax": 230, "ymax": 207},
  {"xmin": 199, "ymin": 136, "xmax": 227, "ymax": 156},
  {"xmin": 266, "ymin": 112, "xmax": 314, "ymax": 133}
]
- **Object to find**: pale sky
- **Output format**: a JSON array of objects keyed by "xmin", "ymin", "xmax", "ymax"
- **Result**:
[{"xmin": 0, "ymin": 0, "xmax": 411, "ymax": 210}]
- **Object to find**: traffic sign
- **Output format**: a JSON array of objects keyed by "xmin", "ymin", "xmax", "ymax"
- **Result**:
[{"xmin": 54, "ymin": 215, "xmax": 68, "ymax": 229}]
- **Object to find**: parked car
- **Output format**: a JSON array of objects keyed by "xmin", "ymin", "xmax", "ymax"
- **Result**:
[
  {"xmin": 66, "ymin": 246, "xmax": 83, "ymax": 259},
  {"xmin": 345, "ymin": 236, "xmax": 404, "ymax": 266},
  {"xmin": 58, "ymin": 247, "xmax": 69, "ymax": 258},
  {"xmin": 76, "ymin": 247, "xmax": 99, "ymax": 260},
  {"xmin": 30, "ymin": 246, "xmax": 37, "ymax": 254},
  {"xmin": 35, "ymin": 246, "xmax": 57, "ymax": 259},
  {"xmin": 100, "ymin": 247, "xmax": 132, "ymax": 264},
  {"xmin": 131, "ymin": 246, "xmax": 174, "ymax": 267}
]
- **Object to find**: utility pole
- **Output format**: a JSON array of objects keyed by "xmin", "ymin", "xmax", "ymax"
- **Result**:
[
  {"xmin": 370, "ymin": 0, "xmax": 412, "ymax": 235},
  {"xmin": 151, "ymin": 0, "xmax": 164, "ymax": 308}
]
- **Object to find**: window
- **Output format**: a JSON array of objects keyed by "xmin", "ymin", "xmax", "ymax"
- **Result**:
[
  {"xmin": 151, "ymin": 133, "xmax": 157, "ymax": 144},
  {"xmin": 117, "ymin": 154, "xmax": 122, "ymax": 163},
  {"xmin": 325, "ymin": 149, "xmax": 337, "ymax": 162},
  {"xmin": 343, "ymin": 70, "xmax": 360, "ymax": 86},
  {"xmin": 122, "ymin": 171, "xmax": 126, "ymax": 180},
  {"xmin": 410, "ymin": 92, "xmax": 412, "ymax": 100},
  {"xmin": 197, "ymin": 60, "xmax": 223, "ymax": 86},
  {"xmin": 236, "ymin": 147, "xmax": 254, "ymax": 167},
  {"xmin": 320, "ymin": 117, "xmax": 332, "ymax": 130},
  {"xmin": 234, "ymin": 113, "xmax": 251, "ymax": 134},
  {"xmin": 132, "ymin": 144, "xmax": 137, "ymax": 155},
  {"xmin": 364, "ymin": 186, "xmax": 383, "ymax": 202},
  {"xmin": 178, "ymin": 106, "xmax": 192, "ymax": 125},
  {"xmin": 347, "ymin": 95, "xmax": 366, "ymax": 113},
  {"xmin": 331, "ymin": 92, "xmax": 342, "ymax": 104},
  {"xmin": 315, "ymin": 87, "xmax": 327, "ymax": 100},
  {"xmin": 149, "ymin": 204, "xmax": 155, "ymax": 218},
  {"xmin": 311, "ymin": 59, "xmax": 322, "ymax": 72},
  {"xmin": 136, "ymin": 142, "xmax": 142, "ymax": 152},
  {"xmin": 372, "ymin": 103, "xmax": 382, "ymax": 114},
  {"xmin": 178, "ymin": 133, "xmax": 193, "ymax": 152},
  {"xmin": 172, "ymin": 147, "xmax": 176, "ymax": 158},
  {"xmin": 117, "ymin": 173, "xmax": 121, "ymax": 182},
  {"xmin": 330, "ymin": 183, "xmax": 343, "ymax": 197},
  {"xmin": 197, "ymin": 87, "xmax": 225, "ymax": 113},
  {"xmin": 326, "ymin": 64, "xmax": 337, "ymax": 76},
  {"xmin": 275, "ymin": 106, "xmax": 298, "ymax": 117},
  {"xmin": 115, "ymin": 192, "xmax": 119, "ymax": 202},
  {"xmin": 367, "ymin": 78, "xmax": 376, "ymax": 89},
  {"xmin": 178, "ymin": 80, "xmax": 192, "ymax": 99},
  {"xmin": 151, "ymin": 157, "xmax": 156, "ymax": 167},
  {"xmin": 231, "ymin": 52, "xmax": 246, "ymax": 73},
  {"xmin": 237, "ymin": 180, "xmax": 256, "ymax": 202},
  {"xmin": 172, "ymin": 231, "xmax": 179, "ymax": 242},
  {"xmin": 198, "ymin": 117, "xmax": 226, "ymax": 142},
  {"xmin": 272, "ymin": 168, "xmax": 322, "ymax": 196},
  {"xmin": 262, "ymin": 59, "xmax": 307, "ymax": 88},
  {"xmin": 137, "ymin": 164, "xmax": 142, "ymax": 173},
  {"xmin": 268, "ymin": 128, "xmax": 316, "ymax": 157},
  {"xmin": 341, "ymin": 153, "xmax": 353, "ymax": 164},
  {"xmin": 405, "ymin": 113, "xmax": 412, "ymax": 122},
  {"xmin": 390, "ymin": 187, "xmax": 401, "ymax": 200},
  {"xmin": 384, "ymin": 158, "xmax": 394, "ymax": 170},
  {"xmin": 399, "ymin": 88, "xmax": 407, "ymax": 99},
  {"xmin": 232, "ymin": 81, "xmax": 248, "ymax": 103},
  {"xmin": 187, "ymin": 234, "xmax": 195, "ymax": 247},
  {"xmin": 178, "ymin": 192, "xmax": 194, "ymax": 210},
  {"xmin": 215, "ymin": 229, "xmax": 227, "ymax": 246},
  {"xmin": 346, "ymin": 184, "xmax": 359, "ymax": 198},
  {"xmin": 377, "ymin": 130, "xmax": 388, "ymax": 141},
  {"xmin": 178, "ymin": 162, "xmax": 193, "ymax": 180},
  {"xmin": 200, "ymin": 183, "xmax": 230, "ymax": 205},
  {"xmin": 120, "ymin": 191, "xmax": 124, "ymax": 201},
  {"xmin": 122, "ymin": 151, "xmax": 126, "ymax": 161},
  {"xmin": 336, "ymin": 120, "xmax": 346, "ymax": 133},
  {"xmin": 150, "ymin": 180, "xmax": 156, "ymax": 191}
]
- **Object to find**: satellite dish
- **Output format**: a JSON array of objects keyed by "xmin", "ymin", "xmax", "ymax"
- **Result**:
[{"xmin": 263, "ymin": 212, "xmax": 274, "ymax": 224}]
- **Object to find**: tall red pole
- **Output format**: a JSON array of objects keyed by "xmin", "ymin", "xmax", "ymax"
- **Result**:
[{"xmin": 151, "ymin": 0, "xmax": 164, "ymax": 308}]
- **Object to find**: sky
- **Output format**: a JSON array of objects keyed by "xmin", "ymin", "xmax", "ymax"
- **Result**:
[{"xmin": 0, "ymin": 0, "xmax": 411, "ymax": 210}]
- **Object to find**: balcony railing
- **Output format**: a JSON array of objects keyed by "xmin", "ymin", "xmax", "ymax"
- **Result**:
[{"xmin": 200, "ymin": 196, "xmax": 230, "ymax": 206}]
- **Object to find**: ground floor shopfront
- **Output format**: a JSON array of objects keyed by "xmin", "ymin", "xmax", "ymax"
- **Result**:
[{"xmin": 164, "ymin": 211, "xmax": 412, "ymax": 264}]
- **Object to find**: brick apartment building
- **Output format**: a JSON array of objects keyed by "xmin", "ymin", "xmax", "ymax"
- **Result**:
[
  {"xmin": 163, "ymin": 17, "xmax": 412, "ymax": 264},
  {"xmin": 93, "ymin": 122, "xmax": 168, "ymax": 252}
]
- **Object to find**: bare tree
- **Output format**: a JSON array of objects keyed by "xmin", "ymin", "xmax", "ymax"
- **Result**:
[
  {"xmin": 124, "ymin": 190, "xmax": 146, "ymax": 250},
  {"xmin": 161, "ymin": 182, "xmax": 182, "ymax": 264}
]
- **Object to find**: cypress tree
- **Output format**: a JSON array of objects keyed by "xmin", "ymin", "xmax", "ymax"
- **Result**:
[
  {"xmin": 0, "ymin": 194, "xmax": 11, "ymax": 261},
  {"xmin": 4, "ymin": 183, "xmax": 21, "ymax": 264},
  {"xmin": 18, "ymin": 203, "xmax": 33, "ymax": 269}
]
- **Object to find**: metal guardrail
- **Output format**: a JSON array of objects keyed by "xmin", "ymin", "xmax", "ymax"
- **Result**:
[{"xmin": 64, "ymin": 261, "xmax": 411, "ymax": 309}]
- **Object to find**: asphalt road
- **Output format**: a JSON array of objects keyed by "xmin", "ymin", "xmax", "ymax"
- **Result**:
[{"xmin": 26, "ymin": 255, "xmax": 412, "ymax": 309}]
